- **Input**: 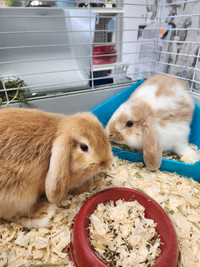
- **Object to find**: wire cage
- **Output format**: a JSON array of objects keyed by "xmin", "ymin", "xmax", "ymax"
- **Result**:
[{"xmin": 0, "ymin": 0, "xmax": 200, "ymax": 107}]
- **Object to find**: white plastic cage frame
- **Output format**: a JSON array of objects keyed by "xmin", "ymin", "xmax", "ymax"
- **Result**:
[{"xmin": 0, "ymin": 0, "xmax": 200, "ymax": 106}]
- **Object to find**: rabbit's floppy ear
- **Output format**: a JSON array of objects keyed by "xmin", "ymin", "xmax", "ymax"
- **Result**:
[
  {"xmin": 143, "ymin": 118, "xmax": 162, "ymax": 170},
  {"xmin": 45, "ymin": 133, "xmax": 70, "ymax": 204}
]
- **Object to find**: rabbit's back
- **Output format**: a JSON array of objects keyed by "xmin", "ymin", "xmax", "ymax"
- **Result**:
[
  {"xmin": 0, "ymin": 108, "xmax": 60, "ymax": 163},
  {"xmin": 130, "ymin": 74, "xmax": 194, "ymax": 123},
  {"xmin": 0, "ymin": 108, "xmax": 61, "ymax": 199}
]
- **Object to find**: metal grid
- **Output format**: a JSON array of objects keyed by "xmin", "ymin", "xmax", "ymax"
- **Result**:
[{"xmin": 0, "ymin": 0, "xmax": 200, "ymax": 106}]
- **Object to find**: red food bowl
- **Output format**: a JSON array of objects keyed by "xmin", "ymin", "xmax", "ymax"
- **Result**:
[{"xmin": 69, "ymin": 188, "xmax": 179, "ymax": 267}]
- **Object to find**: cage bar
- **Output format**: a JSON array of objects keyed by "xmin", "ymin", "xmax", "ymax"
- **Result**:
[{"xmin": 0, "ymin": 0, "xmax": 200, "ymax": 106}]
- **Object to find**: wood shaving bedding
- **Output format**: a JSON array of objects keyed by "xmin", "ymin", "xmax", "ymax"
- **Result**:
[
  {"xmin": 89, "ymin": 200, "xmax": 161, "ymax": 267},
  {"xmin": 0, "ymin": 156, "xmax": 200, "ymax": 267},
  {"xmin": 111, "ymin": 142, "xmax": 200, "ymax": 163}
]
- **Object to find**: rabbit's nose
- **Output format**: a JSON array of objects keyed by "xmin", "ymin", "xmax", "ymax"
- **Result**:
[{"xmin": 108, "ymin": 134, "xmax": 114, "ymax": 142}]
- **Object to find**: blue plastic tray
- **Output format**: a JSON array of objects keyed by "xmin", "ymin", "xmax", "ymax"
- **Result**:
[{"xmin": 91, "ymin": 80, "xmax": 200, "ymax": 181}]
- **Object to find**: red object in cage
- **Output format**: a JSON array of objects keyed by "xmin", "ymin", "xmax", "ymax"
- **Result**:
[
  {"xmin": 93, "ymin": 44, "xmax": 117, "ymax": 65},
  {"xmin": 69, "ymin": 187, "xmax": 179, "ymax": 267}
]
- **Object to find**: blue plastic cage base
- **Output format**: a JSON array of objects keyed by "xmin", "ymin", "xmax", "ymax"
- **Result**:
[{"xmin": 91, "ymin": 80, "xmax": 200, "ymax": 182}]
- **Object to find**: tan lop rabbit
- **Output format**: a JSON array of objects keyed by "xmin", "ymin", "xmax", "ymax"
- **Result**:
[
  {"xmin": 0, "ymin": 108, "xmax": 113, "ymax": 227},
  {"xmin": 106, "ymin": 74, "xmax": 199, "ymax": 170}
]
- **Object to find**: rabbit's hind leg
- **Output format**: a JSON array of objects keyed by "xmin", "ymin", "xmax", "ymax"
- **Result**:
[{"xmin": 173, "ymin": 143, "xmax": 200, "ymax": 164}]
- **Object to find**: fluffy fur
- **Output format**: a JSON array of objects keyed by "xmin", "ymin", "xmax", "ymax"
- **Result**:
[
  {"xmin": 0, "ymin": 108, "xmax": 113, "ymax": 227},
  {"xmin": 106, "ymin": 74, "xmax": 199, "ymax": 170}
]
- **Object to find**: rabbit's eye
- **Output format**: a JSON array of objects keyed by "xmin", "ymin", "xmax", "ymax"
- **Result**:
[
  {"xmin": 125, "ymin": 121, "xmax": 134, "ymax": 127},
  {"xmin": 80, "ymin": 144, "xmax": 89, "ymax": 152}
]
